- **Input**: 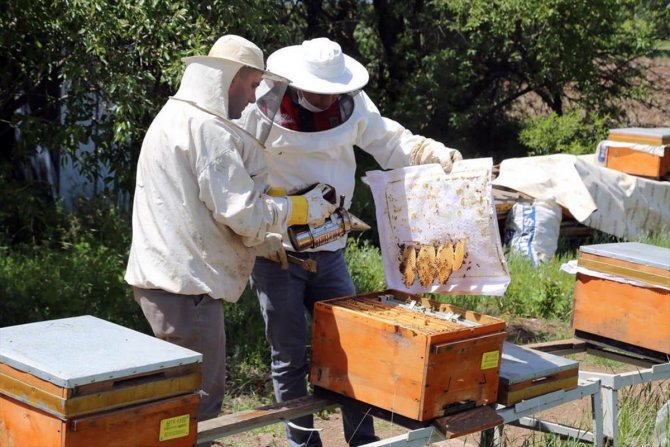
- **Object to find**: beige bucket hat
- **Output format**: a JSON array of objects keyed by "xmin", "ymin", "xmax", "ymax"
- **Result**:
[{"xmin": 182, "ymin": 35, "xmax": 288, "ymax": 83}]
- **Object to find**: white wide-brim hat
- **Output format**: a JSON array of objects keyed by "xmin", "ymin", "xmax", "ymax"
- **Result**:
[
  {"xmin": 267, "ymin": 38, "xmax": 369, "ymax": 94},
  {"xmin": 183, "ymin": 35, "xmax": 288, "ymax": 83}
]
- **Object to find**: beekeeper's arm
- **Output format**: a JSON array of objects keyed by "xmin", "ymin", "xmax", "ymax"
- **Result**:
[
  {"xmin": 197, "ymin": 128, "xmax": 335, "ymax": 246},
  {"xmin": 354, "ymin": 91, "xmax": 462, "ymax": 173}
]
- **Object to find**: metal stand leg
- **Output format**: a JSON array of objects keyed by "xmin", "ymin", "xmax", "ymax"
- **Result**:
[
  {"xmin": 602, "ymin": 387, "xmax": 618, "ymax": 446},
  {"xmin": 590, "ymin": 382, "xmax": 604, "ymax": 447},
  {"xmin": 480, "ymin": 427, "xmax": 495, "ymax": 447}
]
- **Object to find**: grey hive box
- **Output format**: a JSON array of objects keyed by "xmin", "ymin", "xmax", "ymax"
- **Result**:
[
  {"xmin": 0, "ymin": 315, "xmax": 203, "ymax": 447},
  {"xmin": 498, "ymin": 342, "xmax": 579, "ymax": 405}
]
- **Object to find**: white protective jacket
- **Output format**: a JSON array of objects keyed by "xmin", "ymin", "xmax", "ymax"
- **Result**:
[
  {"xmin": 260, "ymin": 90, "xmax": 445, "ymax": 251},
  {"xmin": 125, "ymin": 60, "xmax": 286, "ymax": 302}
]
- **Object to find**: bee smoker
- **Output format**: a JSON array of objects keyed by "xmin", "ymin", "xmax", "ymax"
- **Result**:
[{"xmin": 287, "ymin": 187, "xmax": 371, "ymax": 252}]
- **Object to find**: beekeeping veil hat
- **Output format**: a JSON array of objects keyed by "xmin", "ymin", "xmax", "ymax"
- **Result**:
[
  {"xmin": 267, "ymin": 37, "xmax": 369, "ymax": 94},
  {"xmin": 182, "ymin": 35, "xmax": 288, "ymax": 83},
  {"xmin": 178, "ymin": 35, "xmax": 289, "ymax": 142}
]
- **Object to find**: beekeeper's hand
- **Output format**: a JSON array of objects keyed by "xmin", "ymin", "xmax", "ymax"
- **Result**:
[
  {"xmin": 287, "ymin": 183, "xmax": 337, "ymax": 227},
  {"xmin": 256, "ymin": 233, "xmax": 288, "ymax": 269},
  {"xmin": 410, "ymin": 138, "xmax": 463, "ymax": 173}
]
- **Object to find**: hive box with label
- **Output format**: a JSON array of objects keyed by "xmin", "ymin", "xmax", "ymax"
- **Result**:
[
  {"xmin": 0, "ymin": 315, "xmax": 202, "ymax": 447},
  {"xmin": 572, "ymin": 242, "xmax": 670, "ymax": 360},
  {"xmin": 309, "ymin": 290, "xmax": 506, "ymax": 421}
]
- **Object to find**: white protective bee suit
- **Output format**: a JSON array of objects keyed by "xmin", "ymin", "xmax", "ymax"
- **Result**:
[
  {"xmin": 263, "ymin": 89, "xmax": 457, "ymax": 251},
  {"xmin": 125, "ymin": 55, "xmax": 290, "ymax": 301},
  {"xmin": 124, "ymin": 35, "xmax": 317, "ymax": 429}
]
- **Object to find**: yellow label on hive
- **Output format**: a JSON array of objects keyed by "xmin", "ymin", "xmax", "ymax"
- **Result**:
[
  {"xmin": 481, "ymin": 350, "xmax": 500, "ymax": 370},
  {"xmin": 159, "ymin": 414, "xmax": 190, "ymax": 441}
]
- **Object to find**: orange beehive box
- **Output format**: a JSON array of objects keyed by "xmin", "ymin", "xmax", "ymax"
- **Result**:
[
  {"xmin": 605, "ymin": 127, "xmax": 670, "ymax": 178},
  {"xmin": 0, "ymin": 316, "xmax": 202, "ymax": 447},
  {"xmin": 572, "ymin": 243, "xmax": 670, "ymax": 359},
  {"xmin": 310, "ymin": 290, "xmax": 506, "ymax": 421}
]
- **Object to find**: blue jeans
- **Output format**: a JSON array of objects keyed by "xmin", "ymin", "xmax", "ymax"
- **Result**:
[{"xmin": 251, "ymin": 250, "xmax": 378, "ymax": 447}]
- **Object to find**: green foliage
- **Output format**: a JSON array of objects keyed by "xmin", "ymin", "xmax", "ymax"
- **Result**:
[
  {"xmin": 614, "ymin": 383, "xmax": 669, "ymax": 446},
  {"xmin": 0, "ymin": 196, "xmax": 148, "ymax": 331},
  {"xmin": 313, "ymin": 0, "xmax": 667, "ymax": 165},
  {"xmin": 519, "ymin": 109, "xmax": 611, "ymax": 156},
  {"xmin": 0, "ymin": 0, "xmax": 294, "ymax": 216},
  {"xmin": 0, "ymin": 171, "xmax": 66, "ymax": 245},
  {"xmin": 344, "ymin": 237, "xmax": 387, "ymax": 293},
  {"xmin": 223, "ymin": 287, "xmax": 271, "ymax": 397},
  {"xmin": 0, "ymin": 241, "xmax": 147, "ymax": 335},
  {"xmin": 1, "ymin": 0, "xmax": 666, "ymax": 245},
  {"xmin": 488, "ymin": 252, "xmax": 575, "ymax": 321}
]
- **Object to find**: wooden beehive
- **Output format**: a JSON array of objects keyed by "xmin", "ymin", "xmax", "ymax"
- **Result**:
[
  {"xmin": 572, "ymin": 242, "xmax": 670, "ymax": 360},
  {"xmin": 309, "ymin": 290, "xmax": 506, "ymax": 421},
  {"xmin": 498, "ymin": 342, "xmax": 578, "ymax": 406},
  {"xmin": 605, "ymin": 127, "xmax": 670, "ymax": 178},
  {"xmin": 0, "ymin": 315, "xmax": 202, "ymax": 447}
]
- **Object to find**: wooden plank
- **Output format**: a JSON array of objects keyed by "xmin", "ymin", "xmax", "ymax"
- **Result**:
[
  {"xmin": 504, "ymin": 369, "xmax": 577, "ymax": 392},
  {"xmin": 578, "ymin": 331, "xmax": 669, "ymax": 365},
  {"xmin": 197, "ymin": 395, "xmax": 336, "ymax": 441},
  {"xmin": 501, "ymin": 374, "xmax": 578, "ymax": 406},
  {"xmin": 0, "ymin": 370, "xmax": 201, "ymax": 418},
  {"xmin": 433, "ymin": 405, "xmax": 502, "ymax": 438},
  {"xmin": 0, "ymin": 363, "xmax": 68, "ymax": 398},
  {"xmin": 71, "ymin": 363, "xmax": 200, "ymax": 395},
  {"xmin": 578, "ymin": 252, "xmax": 669, "ymax": 288}
]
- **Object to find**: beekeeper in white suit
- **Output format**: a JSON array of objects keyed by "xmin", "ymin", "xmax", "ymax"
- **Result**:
[
  {"xmin": 240, "ymin": 37, "xmax": 463, "ymax": 447},
  {"xmin": 125, "ymin": 35, "xmax": 336, "ymax": 428}
]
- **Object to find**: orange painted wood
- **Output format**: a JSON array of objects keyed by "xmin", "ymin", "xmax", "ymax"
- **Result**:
[
  {"xmin": 605, "ymin": 146, "xmax": 670, "ymax": 178},
  {"xmin": 422, "ymin": 332, "xmax": 506, "ymax": 420},
  {"xmin": 310, "ymin": 291, "xmax": 506, "ymax": 421},
  {"xmin": 0, "ymin": 392, "xmax": 199, "ymax": 447},
  {"xmin": 311, "ymin": 303, "xmax": 428, "ymax": 418},
  {"xmin": 64, "ymin": 393, "xmax": 199, "ymax": 447},
  {"xmin": 0, "ymin": 394, "xmax": 65, "ymax": 447},
  {"xmin": 572, "ymin": 273, "xmax": 670, "ymax": 354}
]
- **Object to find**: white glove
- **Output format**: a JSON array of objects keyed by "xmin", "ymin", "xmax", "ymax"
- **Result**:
[
  {"xmin": 302, "ymin": 183, "xmax": 337, "ymax": 227},
  {"xmin": 410, "ymin": 138, "xmax": 463, "ymax": 173},
  {"xmin": 256, "ymin": 233, "xmax": 288, "ymax": 269}
]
